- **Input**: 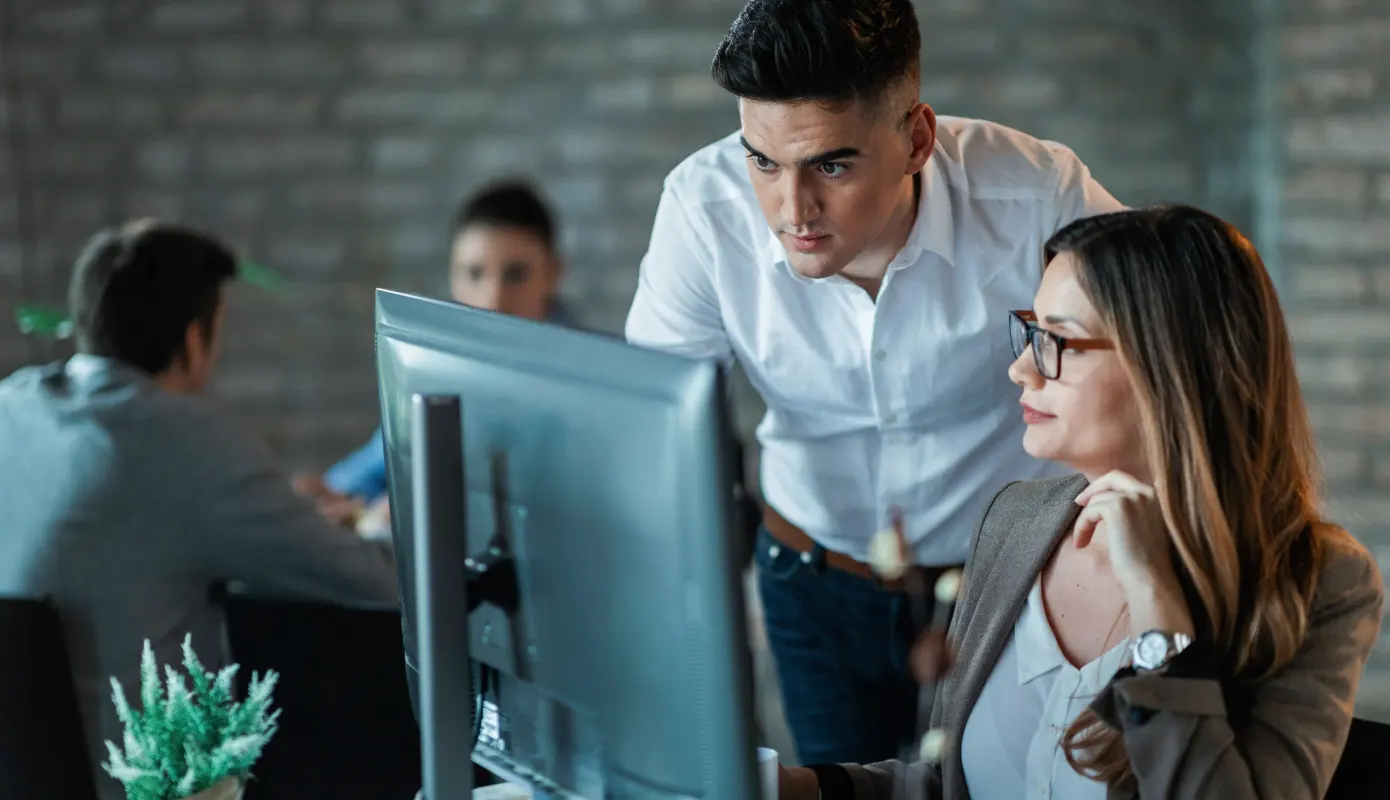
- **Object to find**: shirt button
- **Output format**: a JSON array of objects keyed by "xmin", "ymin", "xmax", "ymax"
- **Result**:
[
  {"xmin": 874, "ymin": 349, "xmax": 887, "ymax": 361},
  {"xmin": 884, "ymin": 413, "xmax": 898, "ymax": 424}
]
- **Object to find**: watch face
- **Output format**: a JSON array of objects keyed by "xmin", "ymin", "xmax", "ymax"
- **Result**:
[{"xmin": 1136, "ymin": 633, "xmax": 1170, "ymax": 667}]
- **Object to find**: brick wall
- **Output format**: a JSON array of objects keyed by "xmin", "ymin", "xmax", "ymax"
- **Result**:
[
  {"xmin": 0, "ymin": 0, "xmax": 1258, "ymax": 460},
  {"xmin": 1279, "ymin": 0, "xmax": 1390, "ymax": 718},
  {"xmin": 0, "ymin": 0, "xmax": 1385, "ymax": 714}
]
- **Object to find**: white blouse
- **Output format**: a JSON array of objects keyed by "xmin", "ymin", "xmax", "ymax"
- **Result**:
[{"xmin": 960, "ymin": 579, "xmax": 1131, "ymax": 800}]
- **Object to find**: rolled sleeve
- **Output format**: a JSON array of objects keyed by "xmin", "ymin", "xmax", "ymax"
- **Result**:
[{"xmin": 624, "ymin": 183, "xmax": 733, "ymax": 367}]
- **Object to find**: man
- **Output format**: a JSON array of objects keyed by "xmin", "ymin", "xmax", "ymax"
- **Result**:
[
  {"xmin": 625, "ymin": 0, "xmax": 1124, "ymax": 766},
  {"xmin": 295, "ymin": 180, "xmax": 576, "ymax": 514},
  {"xmin": 0, "ymin": 221, "xmax": 399, "ymax": 799}
]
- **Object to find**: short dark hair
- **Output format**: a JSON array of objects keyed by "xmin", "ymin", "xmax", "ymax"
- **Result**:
[
  {"xmin": 711, "ymin": 0, "xmax": 921, "ymax": 106},
  {"xmin": 68, "ymin": 220, "xmax": 238, "ymax": 375},
  {"xmin": 450, "ymin": 180, "xmax": 557, "ymax": 251}
]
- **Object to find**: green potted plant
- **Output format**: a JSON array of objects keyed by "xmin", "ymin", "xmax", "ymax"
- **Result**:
[{"xmin": 101, "ymin": 635, "xmax": 280, "ymax": 800}]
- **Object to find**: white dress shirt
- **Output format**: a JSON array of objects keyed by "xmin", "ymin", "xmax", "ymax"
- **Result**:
[
  {"xmin": 625, "ymin": 116, "xmax": 1124, "ymax": 565},
  {"xmin": 960, "ymin": 579, "xmax": 1130, "ymax": 800}
]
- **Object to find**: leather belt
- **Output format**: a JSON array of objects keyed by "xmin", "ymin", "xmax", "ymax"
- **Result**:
[{"xmin": 761, "ymin": 504, "xmax": 961, "ymax": 594}]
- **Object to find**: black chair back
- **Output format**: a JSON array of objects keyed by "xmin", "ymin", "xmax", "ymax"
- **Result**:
[
  {"xmin": 0, "ymin": 596, "xmax": 99, "ymax": 800},
  {"xmin": 1328, "ymin": 715, "xmax": 1390, "ymax": 798},
  {"xmin": 225, "ymin": 596, "xmax": 421, "ymax": 800}
]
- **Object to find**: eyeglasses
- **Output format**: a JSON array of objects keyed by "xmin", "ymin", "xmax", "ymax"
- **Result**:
[{"xmin": 1009, "ymin": 310, "xmax": 1113, "ymax": 380}]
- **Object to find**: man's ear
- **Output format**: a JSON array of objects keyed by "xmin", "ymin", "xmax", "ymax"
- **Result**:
[
  {"xmin": 178, "ymin": 318, "xmax": 206, "ymax": 374},
  {"xmin": 907, "ymin": 103, "xmax": 936, "ymax": 175}
]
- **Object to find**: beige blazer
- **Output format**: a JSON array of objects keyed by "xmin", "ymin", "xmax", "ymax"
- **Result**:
[{"xmin": 838, "ymin": 474, "xmax": 1384, "ymax": 799}]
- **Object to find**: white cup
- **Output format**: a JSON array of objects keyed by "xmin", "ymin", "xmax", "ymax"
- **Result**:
[{"xmin": 757, "ymin": 747, "xmax": 779, "ymax": 800}]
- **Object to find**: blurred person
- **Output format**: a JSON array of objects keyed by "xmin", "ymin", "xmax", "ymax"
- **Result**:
[
  {"xmin": 625, "ymin": 0, "xmax": 1123, "ymax": 765},
  {"xmin": 295, "ymin": 180, "xmax": 574, "ymax": 515},
  {"xmin": 0, "ymin": 220, "xmax": 399, "ymax": 800},
  {"xmin": 777, "ymin": 207, "xmax": 1383, "ymax": 799}
]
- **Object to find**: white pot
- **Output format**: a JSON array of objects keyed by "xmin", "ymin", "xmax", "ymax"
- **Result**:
[{"xmin": 181, "ymin": 776, "xmax": 243, "ymax": 800}]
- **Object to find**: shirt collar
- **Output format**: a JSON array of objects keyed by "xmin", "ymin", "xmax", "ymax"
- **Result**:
[
  {"xmin": 761, "ymin": 143, "xmax": 958, "ymax": 281},
  {"xmin": 1015, "ymin": 578, "xmax": 1066, "ymax": 685}
]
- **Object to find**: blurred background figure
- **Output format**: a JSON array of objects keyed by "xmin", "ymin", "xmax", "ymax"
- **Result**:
[
  {"xmin": 0, "ymin": 220, "xmax": 399, "ymax": 800},
  {"xmin": 293, "ymin": 180, "xmax": 575, "ymax": 521}
]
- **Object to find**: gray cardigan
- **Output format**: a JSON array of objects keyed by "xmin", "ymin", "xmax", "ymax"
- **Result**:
[
  {"xmin": 841, "ymin": 474, "xmax": 1384, "ymax": 799},
  {"xmin": 0, "ymin": 356, "xmax": 400, "ymax": 800}
]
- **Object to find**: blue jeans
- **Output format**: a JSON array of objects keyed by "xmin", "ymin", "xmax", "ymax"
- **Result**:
[{"xmin": 755, "ymin": 526, "xmax": 924, "ymax": 766}]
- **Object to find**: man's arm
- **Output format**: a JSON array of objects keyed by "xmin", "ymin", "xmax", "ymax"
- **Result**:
[
  {"xmin": 192, "ymin": 412, "xmax": 398, "ymax": 609},
  {"xmin": 624, "ymin": 183, "xmax": 733, "ymax": 366},
  {"xmin": 1050, "ymin": 145, "xmax": 1127, "ymax": 231},
  {"xmin": 322, "ymin": 427, "xmax": 389, "ymax": 502}
]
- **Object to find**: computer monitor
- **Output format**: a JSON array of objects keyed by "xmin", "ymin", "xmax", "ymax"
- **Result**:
[{"xmin": 374, "ymin": 290, "xmax": 759, "ymax": 799}]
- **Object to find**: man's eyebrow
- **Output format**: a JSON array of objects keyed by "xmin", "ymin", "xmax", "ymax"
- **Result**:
[{"xmin": 740, "ymin": 136, "xmax": 862, "ymax": 168}]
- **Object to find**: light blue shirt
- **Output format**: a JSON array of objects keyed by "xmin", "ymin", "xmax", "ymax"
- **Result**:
[{"xmin": 325, "ymin": 301, "xmax": 582, "ymax": 503}]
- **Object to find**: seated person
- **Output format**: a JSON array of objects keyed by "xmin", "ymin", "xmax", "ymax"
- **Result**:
[
  {"xmin": 296, "ymin": 180, "xmax": 573, "ymax": 512},
  {"xmin": 779, "ymin": 206, "xmax": 1384, "ymax": 799},
  {"xmin": 0, "ymin": 220, "xmax": 399, "ymax": 800}
]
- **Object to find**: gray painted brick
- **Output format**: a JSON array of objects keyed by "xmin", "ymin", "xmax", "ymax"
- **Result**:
[
  {"xmin": 666, "ymin": 75, "xmax": 731, "ymax": 110},
  {"xmin": 358, "ymin": 42, "xmax": 471, "ymax": 79},
  {"xmin": 201, "ymin": 137, "xmax": 358, "ymax": 178},
  {"xmin": 335, "ymin": 89, "xmax": 495, "ymax": 125},
  {"xmin": 1290, "ymin": 310, "xmax": 1390, "ymax": 345},
  {"xmin": 1283, "ymin": 68, "xmax": 1379, "ymax": 107},
  {"xmin": 1283, "ymin": 167, "xmax": 1368, "ymax": 205},
  {"xmin": 262, "ymin": 235, "xmax": 351, "ymax": 278},
  {"xmin": 26, "ymin": 4, "xmax": 104, "ymax": 32},
  {"xmin": 118, "ymin": 189, "xmax": 188, "ymax": 220},
  {"xmin": 183, "ymin": 92, "xmax": 322, "ymax": 127},
  {"xmin": 1292, "ymin": 265, "xmax": 1372, "ymax": 303},
  {"xmin": 149, "ymin": 1, "xmax": 247, "ymax": 31},
  {"xmin": 421, "ymin": 0, "xmax": 507, "ymax": 25},
  {"xmin": 369, "ymin": 137, "xmax": 445, "ymax": 172},
  {"xmin": 1287, "ymin": 115, "xmax": 1390, "ymax": 163},
  {"xmin": 1018, "ymin": 27, "xmax": 1158, "ymax": 62},
  {"xmin": 323, "ymin": 1, "xmax": 408, "ymax": 28},
  {"xmin": 1282, "ymin": 214, "xmax": 1390, "ymax": 256},
  {"xmin": 587, "ymin": 78, "xmax": 658, "ymax": 113},
  {"xmin": 521, "ymin": 0, "xmax": 592, "ymax": 25},
  {"xmin": 624, "ymin": 30, "xmax": 732, "ymax": 67},
  {"xmin": 57, "ymin": 93, "xmax": 164, "ymax": 129},
  {"xmin": 193, "ymin": 44, "xmax": 351, "ymax": 82},
  {"xmin": 255, "ymin": 0, "xmax": 314, "ymax": 29},
  {"xmin": 95, "ymin": 48, "xmax": 183, "ymax": 83},
  {"xmin": 1281, "ymin": 22, "xmax": 1390, "ymax": 62},
  {"xmin": 135, "ymin": 139, "xmax": 193, "ymax": 181}
]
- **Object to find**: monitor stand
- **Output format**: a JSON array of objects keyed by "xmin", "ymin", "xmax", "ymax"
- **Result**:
[{"xmin": 415, "ymin": 394, "xmax": 531, "ymax": 800}]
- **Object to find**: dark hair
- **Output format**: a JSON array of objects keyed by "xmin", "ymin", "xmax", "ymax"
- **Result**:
[
  {"xmin": 68, "ymin": 220, "xmax": 238, "ymax": 375},
  {"xmin": 710, "ymin": 0, "xmax": 921, "ymax": 105},
  {"xmin": 450, "ymin": 180, "xmax": 557, "ymax": 251},
  {"xmin": 1045, "ymin": 206, "xmax": 1332, "ymax": 787}
]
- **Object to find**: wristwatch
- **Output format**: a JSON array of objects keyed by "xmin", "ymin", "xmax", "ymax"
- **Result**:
[{"xmin": 1130, "ymin": 629, "xmax": 1193, "ymax": 672}]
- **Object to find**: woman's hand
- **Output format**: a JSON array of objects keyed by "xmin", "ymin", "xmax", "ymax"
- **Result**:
[{"xmin": 1074, "ymin": 470, "xmax": 1195, "ymax": 636}]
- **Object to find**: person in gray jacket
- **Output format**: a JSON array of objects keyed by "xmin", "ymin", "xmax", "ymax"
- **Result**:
[{"xmin": 0, "ymin": 220, "xmax": 399, "ymax": 800}]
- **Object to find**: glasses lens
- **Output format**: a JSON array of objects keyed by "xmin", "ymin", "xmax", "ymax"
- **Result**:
[
  {"xmin": 1009, "ymin": 314, "xmax": 1028, "ymax": 358},
  {"xmin": 1036, "ymin": 332, "xmax": 1060, "ymax": 379}
]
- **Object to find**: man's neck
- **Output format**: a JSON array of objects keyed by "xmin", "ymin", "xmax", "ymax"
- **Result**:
[
  {"xmin": 154, "ymin": 370, "xmax": 196, "ymax": 394},
  {"xmin": 840, "ymin": 173, "xmax": 922, "ymax": 299}
]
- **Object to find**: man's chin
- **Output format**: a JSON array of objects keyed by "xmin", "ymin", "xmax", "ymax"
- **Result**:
[{"xmin": 786, "ymin": 252, "xmax": 847, "ymax": 281}]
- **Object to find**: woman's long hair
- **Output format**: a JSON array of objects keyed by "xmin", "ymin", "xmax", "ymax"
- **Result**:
[{"xmin": 1047, "ymin": 206, "xmax": 1341, "ymax": 786}]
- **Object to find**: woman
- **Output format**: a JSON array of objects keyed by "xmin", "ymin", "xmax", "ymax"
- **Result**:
[{"xmin": 780, "ymin": 205, "xmax": 1383, "ymax": 799}]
